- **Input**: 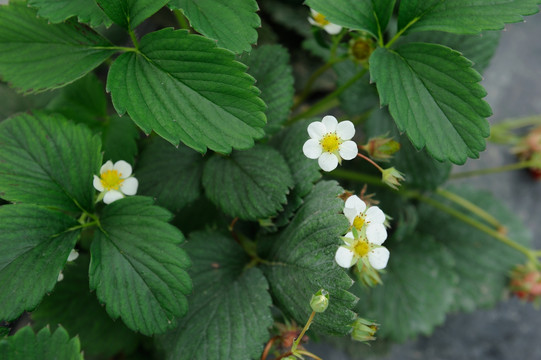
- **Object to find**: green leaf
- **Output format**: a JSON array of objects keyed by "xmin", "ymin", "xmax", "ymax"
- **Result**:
[
  {"xmin": 32, "ymin": 254, "xmax": 140, "ymax": 358},
  {"xmin": 305, "ymin": 0, "xmax": 396, "ymax": 39},
  {"xmin": 0, "ymin": 112, "xmax": 102, "ymax": 213},
  {"xmin": 159, "ymin": 232, "xmax": 273, "ymax": 360},
  {"xmin": 0, "ymin": 1, "xmax": 115, "ymax": 93},
  {"xmin": 334, "ymin": 62, "xmax": 379, "ymax": 116},
  {"xmin": 417, "ymin": 186, "xmax": 531, "ymax": 312},
  {"xmin": 259, "ymin": 181, "xmax": 357, "ymax": 335},
  {"xmin": 0, "ymin": 83, "xmax": 56, "ymax": 121},
  {"xmin": 89, "ymin": 197, "xmax": 192, "ymax": 335},
  {"xmin": 0, "ymin": 326, "xmax": 83, "ymax": 360},
  {"xmin": 28, "ymin": 0, "xmax": 112, "ymax": 28},
  {"xmin": 0, "ymin": 205, "xmax": 79, "ymax": 321},
  {"xmin": 398, "ymin": 0, "xmax": 541, "ymax": 35},
  {"xmin": 170, "ymin": 0, "xmax": 260, "ymax": 53},
  {"xmin": 353, "ymin": 233, "xmax": 457, "ymax": 342},
  {"xmin": 202, "ymin": 144, "xmax": 293, "ymax": 220},
  {"xmin": 107, "ymin": 28, "xmax": 266, "ymax": 154},
  {"xmin": 101, "ymin": 115, "xmax": 140, "ymax": 165},
  {"xmin": 370, "ymin": 43, "xmax": 492, "ymax": 164},
  {"xmin": 240, "ymin": 45, "xmax": 294, "ymax": 135},
  {"xmin": 96, "ymin": 0, "xmax": 169, "ymax": 29},
  {"xmin": 136, "ymin": 137, "xmax": 203, "ymax": 212}
]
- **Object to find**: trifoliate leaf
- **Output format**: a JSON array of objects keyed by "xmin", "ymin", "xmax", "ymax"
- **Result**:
[
  {"xmin": 334, "ymin": 62, "xmax": 379, "ymax": 116},
  {"xmin": 101, "ymin": 115, "xmax": 139, "ymax": 165},
  {"xmin": 0, "ymin": 1, "xmax": 115, "ymax": 94},
  {"xmin": 353, "ymin": 233, "xmax": 457, "ymax": 342},
  {"xmin": 202, "ymin": 144, "xmax": 293, "ymax": 220},
  {"xmin": 159, "ymin": 232, "xmax": 273, "ymax": 360},
  {"xmin": 0, "ymin": 326, "xmax": 83, "ymax": 360},
  {"xmin": 370, "ymin": 43, "xmax": 492, "ymax": 164},
  {"xmin": 398, "ymin": 0, "xmax": 541, "ymax": 35},
  {"xmin": 136, "ymin": 137, "xmax": 203, "ymax": 212},
  {"xmin": 0, "ymin": 205, "xmax": 79, "ymax": 321},
  {"xmin": 259, "ymin": 181, "xmax": 357, "ymax": 335},
  {"xmin": 96, "ymin": 0, "xmax": 169, "ymax": 30},
  {"xmin": 32, "ymin": 254, "xmax": 140, "ymax": 358},
  {"xmin": 0, "ymin": 112, "xmax": 102, "ymax": 213},
  {"xmin": 170, "ymin": 0, "xmax": 260, "ymax": 53},
  {"xmin": 107, "ymin": 28, "xmax": 266, "ymax": 154},
  {"xmin": 89, "ymin": 197, "xmax": 192, "ymax": 335},
  {"xmin": 27, "ymin": 0, "xmax": 112, "ymax": 28},
  {"xmin": 240, "ymin": 45, "xmax": 294, "ymax": 135}
]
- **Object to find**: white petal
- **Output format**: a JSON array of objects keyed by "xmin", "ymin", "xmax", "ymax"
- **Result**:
[
  {"xmin": 324, "ymin": 23, "xmax": 342, "ymax": 35},
  {"xmin": 67, "ymin": 249, "xmax": 79, "ymax": 262},
  {"xmin": 303, "ymin": 139, "xmax": 323, "ymax": 159},
  {"xmin": 57, "ymin": 272, "xmax": 64, "ymax": 282},
  {"xmin": 120, "ymin": 177, "xmax": 138, "ymax": 195},
  {"xmin": 321, "ymin": 115, "xmax": 338, "ymax": 133},
  {"xmin": 307, "ymin": 121, "xmax": 326, "ymax": 140},
  {"xmin": 344, "ymin": 231, "xmax": 354, "ymax": 240},
  {"xmin": 339, "ymin": 140, "xmax": 358, "ymax": 160},
  {"xmin": 336, "ymin": 121, "xmax": 355, "ymax": 140},
  {"xmin": 93, "ymin": 175, "xmax": 104, "ymax": 192},
  {"xmin": 310, "ymin": 8, "xmax": 319, "ymax": 17},
  {"xmin": 343, "ymin": 207, "xmax": 359, "ymax": 224},
  {"xmin": 308, "ymin": 17, "xmax": 318, "ymax": 27},
  {"xmin": 100, "ymin": 160, "xmax": 113, "ymax": 174},
  {"xmin": 104, "ymin": 190, "xmax": 124, "ymax": 204},
  {"xmin": 368, "ymin": 247, "xmax": 390, "ymax": 270},
  {"xmin": 335, "ymin": 246, "xmax": 355, "ymax": 268},
  {"xmin": 113, "ymin": 160, "xmax": 132, "ymax": 178},
  {"xmin": 366, "ymin": 206, "xmax": 386, "ymax": 224},
  {"xmin": 318, "ymin": 152, "xmax": 339, "ymax": 172},
  {"xmin": 345, "ymin": 195, "xmax": 366, "ymax": 214},
  {"xmin": 366, "ymin": 223, "xmax": 387, "ymax": 245}
]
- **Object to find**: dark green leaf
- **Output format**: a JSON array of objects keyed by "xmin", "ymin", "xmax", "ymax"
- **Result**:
[
  {"xmin": 0, "ymin": 1, "xmax": 115, "ymax": 93},
  {"xmin": 0, "ymin": 205, "xmax": 79, "ymax": 321},
  {"xmin": 108, "ymin": 28, "xmax": 266, "ymax": 154},
  {"xmin": 370, "ymin": 43, "xmax": 492, "ymax": 164},
  {"xmin": 89, "ymin": 197, "xmax": 192, "ymax": 335},
  {"xmin": 28, "ymin": 0, "xmax": 112, "ymax": 28},
  {"xmin": 101, "ymin": 115, "xmax": 139, "ymax": 164},
  {"xmin": 202, "ymin": 144, "xmax": 293, "ymax": 220},
  {"xmin": 334, "ymin": 62, "xmax": 379, "ymax": 116},
  {"xmin": 0, "ymin": 112, "xmax": 102, "ymax": 212},
  {"xmin": 159, "ymin": 232, "xmax": 273, "ymax": 360},
  {"xmin": 96, "ymin": 0, "xmax": 169, "ymax": 29},
  {"xmin": 0, "ymin": 83, "xmax": 56, "ymax": 121}
]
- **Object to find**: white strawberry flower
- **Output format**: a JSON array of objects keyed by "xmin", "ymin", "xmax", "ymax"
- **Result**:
[
  {"xmin": 302, "ymin": 115, "xmax": 357, "ymax": 172},
  {"xmin": 335, "ymin": 231, "xmax": 390, "ymax": 270},
  {"xmin": 93, "ymin": 160, "xmax": 138, "ymax": 204},
  {"xmin": 343, "ymin": 195, "xmax": 387, "ymax": 244},
  {"xmin": 308, "ymin": 9, "xmax": 342, "ymax": 35},
  {"xmin": 58, "ymin": 249, "xmax": 80, "ymax": 282}
]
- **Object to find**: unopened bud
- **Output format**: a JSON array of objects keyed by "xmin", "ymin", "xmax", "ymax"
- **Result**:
[
  {"xmin": 351, "ymin": 317, "xmax": 378, "ymax": 343},
  {"xmin": 381, "ymin": 167, "xmax": 405, "ymax": 190},
  {"xmin": 360, "ymin": 136, "xmax": 400, "ymax": 162},
  {"xmin": 510, "ymin": 264, "xmax": 541, "ymax": 303},
  {"xmin": 310, "ymin": 289, "xmax": 329, "ymax": 313}
]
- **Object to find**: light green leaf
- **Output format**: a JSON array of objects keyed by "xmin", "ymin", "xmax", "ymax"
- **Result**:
[
  {"xmin": 370, "ymin": 43, "xmax": 492, "ymax": 164},
  {"xmin": 89, "ymin": 197, "xmax": 192, "ymax": 335},
  {"xmin": 136, "ymin": 137, "xmax": 203, "ymax": 212},
  {"xmin": 101, "ymin": 115, "xmax": 140, "ymax": 165},
  {"xmin": 398, "ymin": 0, "xmax": 541, "ymax": 35},
  {"xmin": 240, "ymin": 45, "xmax": 294, "ymax": 135},
  {"xmin": 0, "ymin": 112, "xmax": 102, "ymax": 213},
  {"xmin": 0, "ymin": 1, "xmax": 115, "ymax": 94},
  {"xmin": 28, "ymin": 0, "xmax": 112, "ymax": 28},
  {"xmin": 159, "ymin": 232, "xmax": 273, "ymax": 360},
  {"xmin": 170, "ymin": 0, "xmax": 260, "ymax": 53},
  {"xmin": 202, "ymin": 144, "xmax": 293, "ymax": 220},
  {"xmin": 0, "ymin": 326, "xmax": 83, "ymax": 360},
  {"xmin": 0, "ymin": 205, "xmax": 79, "ymax": 321},
  {"xmin": 259, "ymin": 181, "xmax": 357, "ymax": 335},
  {"xmin": 108, "ymin": 28, "xmax": 266, "ymax": 154},
  {"xmin": 96, "ymin": 0, "xmax": 169, "ymax": 29}
]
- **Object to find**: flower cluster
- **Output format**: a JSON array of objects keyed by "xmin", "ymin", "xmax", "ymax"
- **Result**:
[{"xmin": 93, "ymin": 160, "xmax": 138, "ymax": 204}]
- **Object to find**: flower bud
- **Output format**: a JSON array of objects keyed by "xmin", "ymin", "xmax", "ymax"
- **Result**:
[
  {"xmin": 510, "ymin": 264, "xmax": 541, "ymax": 303},
  {"xmin": 348, "ymin": 33, "xmax": 375, "ymax": 65},
  {"xmin": 381, "ymin": 167, "xmax": 405, "ymax": 190},
  {"xmin": 351, "ymin": 317, "xmax": 378, "ymax": 343},
  {"xmin": 354, "ymin": 257, "xmax": 383, "ymax": 288},
  {"xmin": 310, "ymin": 289, "xmax": 330, "ymax": 313},
  {"xmin": 360, "ymin": 136, "xmax": 400, "ymax": 162}
]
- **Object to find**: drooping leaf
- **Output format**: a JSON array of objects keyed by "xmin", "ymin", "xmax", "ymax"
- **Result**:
[
  {"xmin": 27, "ymin": 0, "xmax": 112, "ymax": 28},
  {"xmin": 0, "ymin": 1, "xmax": 115, "ymax": 93},
  {"xmin": 259, "ymin": 181, "xmax": 357, "ymax": 335},
  {"xmin": 159, "ymin": 232, "xmax": 273, "ymax": 360},
  {"xmin": 202, "ymin": 144, "xmax": 293, "ymax": 220},
  {"xmin": 0, "ymin": 112, "xmax": 102, "ymax": 213},
  {"xmin": 370, "ymin": 43, "xmax": 492, "ymax": 164},
  {"xmin": 0, "ymin": 205, "xmax": 79, "ymax": 321},
  {"xmin": 136, "ymin": 137, "xmax": 203, "ymax": 212},
  {"xmin": 0, "ymin": 326, "xmax": 83, "ymax": 360},
  {"xmin": 89, "ymin": 197, "xmax": 192, "ymax": 335},
  {"xmin": 240, "ymin": 45, "xmax": 294, "ymax": 135},
  {"xmin": 170, "ymin": 0, "xmax": 260, "ymax": 53},
  {"xmin": 96, "ymin": 0, "xmax": 169, "ymax": 29},
  {"xmin": 398, "ymin": 0, "xmax": 541, "ymax": 35},
  {"xmin": 108, "ymin": 28, "xmax": 266, "ymax": 154},
  {"xmin": 101, "ymin": 115, "xmax": 140, "ymax": 165}
]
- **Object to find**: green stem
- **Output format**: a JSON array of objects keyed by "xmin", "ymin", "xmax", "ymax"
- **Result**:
[
  {"xmin": 328, "ymin": 169, "xmax": 383, "ymax": 187},
  {"xmin": 450, "ymin": 161, "xmax": 533, "ymax": 180},
  {"xmin": 296, "ymin": 349, "xmax": 323, "ymax": 360},
  {"xmin": 92, "ymin": 45, "xmax": 137, "ymax": 52},
  {"xmin": 291, "ymin": 311, "xmax": 316, "ymax": 353},
  {"xmin": 173, "ymin": 9, "xmax": 190, "ymax": 30},
  {"xmin": 65, "ymin": 220, "xmax": 99, "ymax": 233},
  {"xmin": 330, "ymin": 29, "xmax": 347, "ymax": 59},
  {"xmin": 128, "ymin": 27, "xmax": 139, "ymax": 49},
  {"xmin": 385, "ymin": 16, "xmax": 419, "ymax": 48},
  {"xmin": 493, "ymin": 115, "xmax": 541, "ymax": 130}
]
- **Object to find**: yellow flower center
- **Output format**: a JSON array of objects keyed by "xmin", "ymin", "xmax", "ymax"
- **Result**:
[
  {"xmin": 320, "ymin": 133, "xmax": 341, "ymax": 153},
  {"xmin": 100, "ymin": 170, "xmax": 124, "ymax": 191},
  {"xmin": 313, "ymin": 13, "xmax": 330, "ymax": 26},
  {"xmin": 353, "ymin": 215, "xmax": 365, "ymax": 231},
  {"xmin": 353, "ymin": 239, "xmax": 370, "ymax": 257}
]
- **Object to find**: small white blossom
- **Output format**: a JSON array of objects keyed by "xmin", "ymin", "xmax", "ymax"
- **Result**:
[
  {"xmin": 67, "ymin": 249, "xmax": 79, "ymax": 262},
  {"xmin": 335, "ymin": 231, "xmax": 390, "ymax": 270},
  {"xmin": 303, "ymin": 115, "xmax": 357, "ymax": 172},
  {"xmin": 343, "ymin": 195, "xmax": 387, "ymax": 244},
  {"xmin": 93, "ymin": 160, "xmax": 138, "ymax": 204},
  {"xmin": 308, "ymin": 9, "xmax": 342, "ymax": 35}
]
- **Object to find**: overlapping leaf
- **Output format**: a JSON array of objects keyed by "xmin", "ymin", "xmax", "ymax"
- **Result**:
[
  {"xmin": 96, "ymin": 0, "xmax": 169, "ymax": 29},
  {"xmin": 28, "ymin": 0, "xmax": 112, "ymax": 28},
  {"xmin": 101, "ymin": 115, "xmax": 139, "ymax": 164},
  {"xmin": 0, "ymin": 83, "xmax": 55, "ymax": 121}
]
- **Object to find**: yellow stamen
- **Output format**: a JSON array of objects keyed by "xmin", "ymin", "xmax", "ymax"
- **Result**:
[
  {"xmin": 320, "ymin": 133, "xmax": 341, "ymax": 153},
  {"xmin": 353, "ymin": 215, "xmax": 365, "ymax": 231},
  {"xmin": 313, "ymin": 13, "xmax": 330, "ymax": 26},
  {"xmin": 100, "ymin": 170, "xmax": 124, "ymax": 191},
  {"xmin": 353, "ymin": 239, "xmax": 370, "ymax": 257}
]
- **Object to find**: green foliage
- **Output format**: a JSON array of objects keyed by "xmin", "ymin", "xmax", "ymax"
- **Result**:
[
  {"xmin": 160, "ymin": 232, "xmax": 273, "ymax": 360},
  {"xmin": 107, "ymin": 28, "xmax": 266, "ymax": 154},
  {"xmin": 89, "ymin": 197, "xmax": 192, "ymax": 336},
  {"xmin": 0, "ymin": 1, "xmax": 115, "ymax": 93},
  {"xmin": 334, "ymin": 63, "xmax": 379, "ymax": 117},
  {"xmin": 96, "ymin": 0, "xmax": 169, "ymax": 30},
  {"xmin": 0, "ymin": 326, "xmax": 83, "ymax": 360},
  {"xmin": 101, "ymin": 115, "xmax": 140, "ymax": 164},
  {"xmin": 170, "ymin": 0, "xmax": 260, "ymax": 53},
  {"xmin": 0, "ymin": 83, "xmax": 55, "ymax": 121},
  {"xmin": 28, "ymin": 0, "xmax": 112, "ymax": 28},
  {"xmin": 203, "ymin": 145, "xmax": 293, "ymax": 220}
]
